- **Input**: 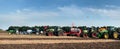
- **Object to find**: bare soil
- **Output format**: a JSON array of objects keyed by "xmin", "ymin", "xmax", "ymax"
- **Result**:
[
  {"xmin": 0, "ymin": 32, "xmax": 120, "ymax": 49},
  {"xmin": 0, "ymin": 42, "xmax": 120, "ymax": 49}
]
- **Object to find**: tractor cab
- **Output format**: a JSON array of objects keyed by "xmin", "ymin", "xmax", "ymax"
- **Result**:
[{"xmin": 107, "ymin": 26, "xmax": 116, "ymax": 33}]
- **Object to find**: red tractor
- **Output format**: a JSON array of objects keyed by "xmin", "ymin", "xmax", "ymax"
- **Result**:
[{"xmin": 62, "ymin": 26, "xmax": 82, "ymax": 37}]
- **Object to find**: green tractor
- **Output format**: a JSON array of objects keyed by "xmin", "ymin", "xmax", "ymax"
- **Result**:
[
  {"xmin": 7, "ymin": 26, "xmax": 19, "ymax": 34},
  {"xmin": 46, "ymin": 26, "xmax": 64, "ymax": 36},
  {"xmin": 107, "ymin": 26, "xmax": 119, "ymax": 39},
  {"xmin": 90, "ymin": 27, "xmax": 99, "ymax": 38},
  {"xmin": 97, "ymin": 26, "xmax": 119, "ymax": 39},
  {"xmin": 8, "ymin": 29, "xmax": 16, "ymax": 34},
  {"xmin": 78, "ymin": 26, "xmax": 90, "ymax": 38},
  {"xmin": 46, "ymin": 26, "xmax": 54, "ymax": 36},
  {"xmin": 97, "ymin": 27, "xmax": 109, "ymax": 39},
  {"xmin": 83, "ymin": 28, "xmax": 89, "ymax": 38}
]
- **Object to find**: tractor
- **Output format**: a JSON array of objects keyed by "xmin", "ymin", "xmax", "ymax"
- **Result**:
[
  {"xmin": 7, "ymin": 28, "xmax": 16, "ymax": 34},
  {"xmin": 35, "ymin": 26, "xmax": 47, "ymax": 35},
  {"xmin": 26, "ymin": 26, "xmax": 45, "ymax": 35},
  {"xmin": 90, "ymin": 26, "xmax": 99, "ymax": 38},
  {"xmin": 106, "ymin": 26, "xmax": 119, "ymax": 39},
  {"xmin": 62, "ymin": 26, "xmax": 81, "ymax": 37},
  {"xmin": 19, "ymin": 26, "xmax": 30, "ymax": 34},
  {"xmin": 96, "ymin": 26, "xmax": 118, "ymax": 39},
  {"xmin": 78, "ymin": 26, "xmax": 91, "ymax": 38},
  {"xmin": 46, "ymin": 26, "xmax": 64, "ymax": 36},
  {"xmin": 31, "ymin": 26, "xmax": 40, "ymax": 35},
  {"xmin": 97, "ymin": 27, "xmax": 109, "ymax": 39},
  {"xmin": 7, "ymin": 26, "xmax": 20, "ymax": 34}
]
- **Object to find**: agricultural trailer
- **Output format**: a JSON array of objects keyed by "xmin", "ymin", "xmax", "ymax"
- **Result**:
[{"xmin": 62, "ymin": 26, "xmax": 81, "ymax": 37}]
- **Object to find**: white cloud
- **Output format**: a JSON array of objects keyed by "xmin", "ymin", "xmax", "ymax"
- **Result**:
[
  {"xmin": 58, "ymin": 5, "xmax": 84, "ymax": 17},
  {"xmin": 1, "ymin": 5, "xmax": 120, "ymax": 30},
  {"xmin": 88, "ymin": 8, "xmax": 120, "ymax": 19},
  {"xmin": 57, "ymin": 5, "xmax": 120, "ymax": 27},
  {"xmin": 105, "ymin": 5, "xmax": 120, "ymax": 9}
]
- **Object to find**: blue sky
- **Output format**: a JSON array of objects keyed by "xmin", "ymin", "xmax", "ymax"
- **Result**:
[{"xmin": 0, "ymin": 0, "xmax": 120, "ymax": 30}]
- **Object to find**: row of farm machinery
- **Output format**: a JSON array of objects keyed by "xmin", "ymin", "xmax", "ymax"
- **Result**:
[{"xmin": 7, "ymin": 26, "xmax": 120, "ymax": 39}]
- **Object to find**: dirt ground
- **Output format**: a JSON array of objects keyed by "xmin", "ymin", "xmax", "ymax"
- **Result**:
[
  {"xmin": 0, "ymin": 42, "xmax": 120, "ymax": 49},
  {"xmin": 0, "ymin": 32, "xmax": 120, "ymax": 49}
]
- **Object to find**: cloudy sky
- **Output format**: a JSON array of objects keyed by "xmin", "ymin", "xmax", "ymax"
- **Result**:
[{"xmin": 0, "ymin": 0, "xmax": 120, "ymax": 30}]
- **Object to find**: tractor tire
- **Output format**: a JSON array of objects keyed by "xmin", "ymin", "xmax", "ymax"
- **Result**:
[
  {"xmin": 97, "ymin": 33, "xmax": 102, "ymax": 38},
  {"xmin": 83, "ymin": 34, "xmax": 89, "ymax": 38},
  {"xmin": 63, "ymin": 33, "xmax": 67, "ymax": 36},
  {"xmin": 76, "ymin": 34, "xmax": 80, "ymax": 37},
  {"xmin": 58, "ymin": 32, "xmax": 64, "ymax": 36},
  {"xmin": 80, "ymin": 33, "xmax": 83, "ymax": 37},
  {"xmin": 48, "ymin": 32, "xmax": 53, "ymax": 36},
  {"xmin": 8, "ymin": 33, "xmax": 12, "ymax": 35},
  {"xmin": 92, "ymin": 33, "xmax": 97, "ymax": 38},
  {"xmin": 119, "ymin": 35, "xmax": 120, "ymax": 39},
  {"xmin": 46, "ymin": 33, "xmax": 48, "ymax": 36},
  {"xmin": 113, "ymin": 32, "xmax": 119, "ymax": 39},
  {"xmin": 36, "ymin": 32, "xmax": 40, "ymax": 35},
  {"xmin": 104, "ymin": 33, "xmax": 109, "ymax": 39},
  {"xmin": 46, "ymin": 32, "xmax": 53, "ymax": 36}
]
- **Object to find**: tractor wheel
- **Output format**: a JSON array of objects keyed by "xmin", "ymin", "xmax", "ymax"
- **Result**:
[
  {"xmin": 58, "ymin": 31, "xmax": 64, "ymax": 36},
  {"xmin": 97, "ymin": 33, "xmax": 102, "ymax": 38},
  {"xmin": 113, "ymin": 32, "xmax": 119, "ymax": 39},
  {"xmin": 46, "ymin": 33, "xmax": 48, "ymax": 36},
  {"xmin": 63, "ymin": 33, "xmax": 67, "ymax": 36},
  {"xmin": 8, "ymin": 33, "xmax": 12, "ymax": 35},
  {"xmin": 48, "ymin": 32, "xmax": 53, "ymax": 36},
  {"xmin": 76, "ymin": 34, "xmax": 80, "ymax": 37},
  {"xmin": 119, "ymin": 35, "xmax": 120, "ymax": 39},
  {"xmin": 58, "ymin": 33, "xmax": 64, "ymax": 36},
  {"xmin": 83, "ymin": 34, "xmax": 89, "ymax": 38},
  {"xmin": 104, "ymin": 33, "xmax": 109, "ymax": 39},
  {"xmin": 36, "ymin": 32, "xmax": 40, "ymax": 35},
  {"xmin": 80, "ymin": 33, "xmax": 83, "ymax": 37},
  {"xmin": 92, "ymin": 33, "xmax": 97, "ymax": 38}
]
